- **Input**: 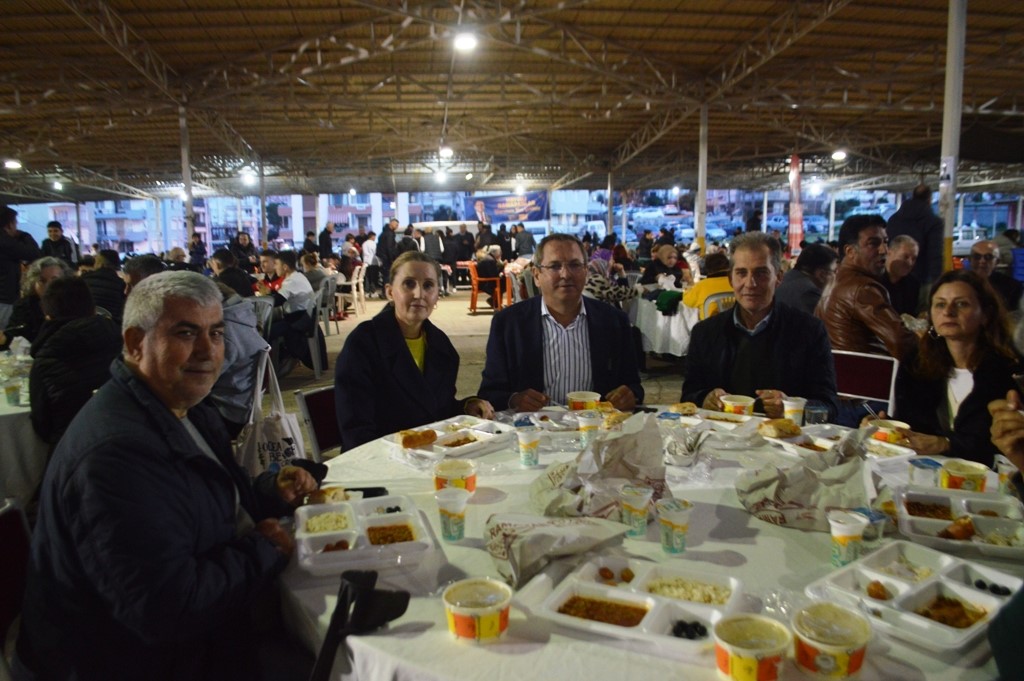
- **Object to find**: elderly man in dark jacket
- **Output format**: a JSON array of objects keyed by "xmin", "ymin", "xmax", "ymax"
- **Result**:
[
  {"xmin": 16, "ymin": 271, "xmax": 320, "ymax": 681},
  {"xmin": 0, "ymin": 204, "xmax": 42, "ymax": 330},
  {"xmin": 682, "ymin": 232, "xmax": 839, "ymax": 421}
]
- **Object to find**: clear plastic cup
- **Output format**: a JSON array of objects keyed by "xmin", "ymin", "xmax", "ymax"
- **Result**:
[
  {"xmin": 827, "ymin": 510, "xmax": 869, "ymax": 567},
  {"xmin": 804, "ymin": 404, "xmax": 829, "ymax": 425},
  {"xmin": 435, "ymin": 487, "xmax": 471, "ymax": 541},
  {"xmin": 620, "ymin": 484, "xmax": 654, "ymax": 538},
  {"xmin": 516, "ymin": 427, "xmax": 541, "ymax": 467},
  {"xmin": 4, "ymin": 381, "xmax": 19, "ymax": 406},
  {"xmin": 577, "ymin": 410, "xmax": 603, "ymax": 448},
  {"xmin": 655, "ymin": 498, "xmax": 693, "ymax": 554},
  {"xmin": 782, "ymin": 397, "xmax": 807, "ymax": 426}
]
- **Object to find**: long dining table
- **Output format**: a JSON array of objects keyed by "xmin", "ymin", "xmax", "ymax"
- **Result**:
[
  {"xmin": 280, "ymin": 417, "xmax": 1016, "ymax": 681},
  {"xmin": 628, "ymin": 295, "xmax": 700, "ymax": 357}
]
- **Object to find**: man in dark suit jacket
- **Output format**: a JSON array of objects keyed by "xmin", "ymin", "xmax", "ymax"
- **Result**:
[
  {"xmin": 479, "ymin": 233, "xmax": 643, "ymax": 411},
  {"xmin": 318, "ymin": 222, "xmax": 335, "ymax": 261}
]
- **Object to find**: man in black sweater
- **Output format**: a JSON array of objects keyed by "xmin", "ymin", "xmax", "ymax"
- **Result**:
[{"xmin": 681, "ymin": 231, "xmax": 839, "ymax": 421}]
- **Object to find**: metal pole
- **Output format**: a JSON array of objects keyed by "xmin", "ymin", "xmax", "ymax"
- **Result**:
[
  {"xmin": 1016, "ymin": 197, "xmax": 1023, "ymax": 231},
  {"xmin": 828, "ymin": 194, "xmax": 836, "ymax": 242},
  {"xmin": 607, "ymin": 172, "xmax": 615, "ymax": 241},
  {"xmin": 761, "ymin": 193, "xmax": 768, "ymax": 231},
  {"xmin": 178, "ymin": 103, "xmax": 194, "ymax": 240},
  {"xmin": 938, "ymin": 0, "xmax": 966, "ymax": 271},
  {"xmin": 696, "ymin": 103, "xmax": 708, "ymax": 254},
  {"xmin": 74, "ymin": 202, "xmax": 83, "ymax": 252},
  {"xmin": 259, "ymin": 161, "xmax": 267, "ymax": 246}
]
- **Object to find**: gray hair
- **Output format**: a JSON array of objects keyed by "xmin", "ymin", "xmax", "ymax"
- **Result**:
[
  {"xmin": 22, "ymin": 256, "xmax": 71, "ymax": 297},
  {"xmin": 729, "ymin": 231, "xmax": 783, "ymax": 275},
  {"xmin": 890, "ymin": 234, "xmax": 919, "ymax": 251},
  {"xmin": 532, "ymin": 233, "xmax": 586, "ymax": 268},
  {"xmin": 122, "ymin": 271, "xmax": 221, "ymax": 334}
]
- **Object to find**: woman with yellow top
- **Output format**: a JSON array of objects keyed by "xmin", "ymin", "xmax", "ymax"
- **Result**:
[
  {"xmin": 335, "ymin": 251, "xmax": 494, "ymax": 449},
  {"xmin": 682, "ymin": 252, "xmax": 734, "ymax": 319}
]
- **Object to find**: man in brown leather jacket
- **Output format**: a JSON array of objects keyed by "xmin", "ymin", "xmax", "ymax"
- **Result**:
[{"xmin": 816, "ymin": 214, "xmax": 917, "ymax": 361}]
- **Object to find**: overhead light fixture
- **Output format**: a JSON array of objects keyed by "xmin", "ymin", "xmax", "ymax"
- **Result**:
[
  {"xmin": 465, "ymin": 172, "xmax": 474, "ymax": 181},
  {"xmin": 4, "ymin": 159, "xmax": 22, "ymax": 170},
  {"xmin": 831, "ymin": 149, "xmax": 848, "ymax": 162},
  {"xmin": 349, "ymin": 187, "xmax": 357, "ymax": 195},
  {"xmin": 453, "ymin": 32, "xmax": 478, "ymax": 52},
  {"xmin": 515, "ymin": 184, "xmax": 525, "ymax": 195},
  {"xmin": 439, "ymin": 146, "xmax": 454, "ymax": 159},
  {"xmin": 53, "ymin": 181, "xmax": 63, "ymax": 190},
  {"xmin": 179, "ymin": 190, "xmax": 189, "ymax": 202},
  {"xmin": 435, "ymin": 169, "xmax": 447, "ymax": 183},
  {"xmin": 808, "ymin": 180, "xmax": 824, "ymax": 197},
  {"xmin": 672, "ymin": 186, "xmax": 681, "ymax": 196}
]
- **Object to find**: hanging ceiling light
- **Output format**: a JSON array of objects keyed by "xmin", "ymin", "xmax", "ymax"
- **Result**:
[
  {"xmin": 53, "ymin": 181, "xmax": 63, "ymax": 190},
  {"xmin": 831, "ymin": 149, "xmax": 848, "ymax": 162},
  {"xmin": 4, "ymin": 159, "xmax": 22, "ymax": 170},
  {"xmin": 465, "ymin": 172, "xmax": 474, "ymax": 181},
  {"xmin": 349, "ymin": 187, "xmax": 357, "ymax": 195},
  {"xmin": 439, "ymin": 146, "xmax": 454, "ymax": 159},
  {"xmin": 515, "ymin": 184, "xmax": 525, "ymax": 195},
  {"xmin": 435, "ymin": 169, "xmax": 447, "ymax": 183},
  {"xmin": 453, "ymin": 32, "xmax": 478, "ymax": 52}
]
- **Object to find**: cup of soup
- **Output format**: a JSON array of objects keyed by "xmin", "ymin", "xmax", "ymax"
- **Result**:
[
  {"xmin": 442, "ymin": 578, "xmax": 513, "ymax": 643},
  {"xmin": 720, "ymin": 395, "xmax": 755, "ymax": 415},
  {"xmin": 791, "ymin": 602, "xmax": 871, "ymax": 679},
  {"xmin": 714, "ymin": 614, "xmax": 791, "ymax": 681}
]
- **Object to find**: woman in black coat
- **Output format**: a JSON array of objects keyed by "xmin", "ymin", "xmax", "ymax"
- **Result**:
[
  {"xmin": 334, "ymin": 251, "xmax": 494, "ymax": 449},
  {"xmin": 888, "ymin": 270, "xmax": 1019, "ymax": 466},
  {"xmin": 0, "ymin": 256, "xmax": 70, "ymax": 350}
]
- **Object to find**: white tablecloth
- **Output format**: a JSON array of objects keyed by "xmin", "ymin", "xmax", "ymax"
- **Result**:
[
  {"xmin": 628, "ymin": 296, "xmax": 699, "ymax": 357},
  {"xmin": 0, "ymin": 399, "xmax": 49, "ymax": 505},
  {"xmin": 280, "ymin": 424, "xmax": 1015, "ymax": 681}
]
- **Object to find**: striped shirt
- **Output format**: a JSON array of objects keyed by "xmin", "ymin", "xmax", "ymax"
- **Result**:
[{"xmin": 540, "ymin": 298, "xmax": 592, "ymax": 404}]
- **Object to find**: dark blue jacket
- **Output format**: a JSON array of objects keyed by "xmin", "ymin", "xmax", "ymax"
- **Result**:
[
  {"xmin": 335, "ymin": 306, "xmax": 471, "ymax": 449},
  {"xmin": 682, "ymin": 302, "xmax": 839, "ymax": 420},
  {"xmin": 478, "ymin": 296, "xmax": 644, "ymax": 409},
  {"xmin": 19, "ymin": 359, "xmax": 290, "ymax": 681}
]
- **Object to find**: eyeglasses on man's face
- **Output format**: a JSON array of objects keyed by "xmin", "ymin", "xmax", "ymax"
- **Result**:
[
  {"xmin": 535, "ymin": 261, "xmax": 586, "ymax": 275},
  {"xmin": 969, "ymin": 253, "xmax": 995, "ymax": 262}
]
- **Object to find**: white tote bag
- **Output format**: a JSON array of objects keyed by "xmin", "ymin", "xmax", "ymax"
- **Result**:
[{"xmin": 235, "ymin": 350, "xmax": 307, "ymax": 477}]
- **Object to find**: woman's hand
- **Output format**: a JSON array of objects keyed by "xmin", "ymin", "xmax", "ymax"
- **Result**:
[
  {"xmin": 902, "ymin": 430, "xmax": 950, "ymax": 457},
  {"xmin": 756, "ymin": 389, "xmax": 788, "ymax": 419},
  {"xmin": 858, "ymin": 410, "xmax": 889, "ymax": 428},
  {"xmin": 702, "ymin": 388, "xmax": 725, "ymax": 412},
  {"xmin": 276, "ymin": 465, "xmax": 318, "ymax": 507},
  {"xmin": 990, "ymin": 391, "xmax": 1024, "ymax": 471},
  {"xmin": 465, "ymin": 397, "xmax": 495, "ymax": 420}
]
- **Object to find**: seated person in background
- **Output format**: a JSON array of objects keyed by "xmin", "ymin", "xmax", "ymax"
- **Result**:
[
  {"xmin": 774, "ymin": 243, "xmax": 838, "ymax": 316},
  {"xmin": 16, "ymin": 271, "xmax": 319, "ymax": 681},
  {"xmin": 253, "ymin": 250, "xmax": 282, "ymax": 294},
  {"xmin": 969, "ymin": 240, "xmax": 1023, "ymax": 317},
  {"xmin": 302, "ymin": 230, "xmax": 318, "ymax": 254},
  {"xmin": 590, "ymin": 234, "xmax": 617, "ymax": 263},
  {"xmin": 80, "ymin": 248, "xmax": 127, "ymax": 323},
  {"xmin": 993, "ymin": 228, "xmax": 1019, "ymax": 273},
  {"xmin": 165, "ymin": 246, "xmax": 190, "ymax": 271},
  {"xmin": 76, "ymin": 254, "xmax": 95, "ymax": 273},
  {"xmin": 683, "ymin": 252, "xmax": 733, "ymax": 320},
  {"xmin": 612, "ymin": 243, "xmax": 638, "ymax": 272},
  {"xmin": 0, "ymin": 256, "xmax": 70, "ymax": 350},
  {"xmin": 640, "ymin": 244, "xmax": 690, "ymax": 288},
  {"xmin": 479, "ymin": 233, "xmax": 643, "ymax": 411},
  {"xmin": 882, "ymin": 234, "xmax": 921, "ymax": 316},
  {"xmin": 266, "ymin": 250, "xmax": 316, "ymax": 374},
  {"xmin": 29, "ymin": 276, "xmax": 122, "ymax": 447},
  {"xmin": 816, "ymin": 215, "xmax": 917, "ymax": 360},
  {"xmin": 210, "ymin": 248, "xmax": 254, "ymax": 298},
  {"xmin": 210, "ymin": 281, "xmax": 271, "ymax": 438},
  {"xmin": 474, "ymin": 245, "xmax": 506, "ymax": 307},
  {"xmin": 335, "ymin": 252, "xmax": 493, "ymax": 449},
  {"xmin": 877, "ymin": 270, "xmax": 1018, "ymax": 465},
  {"xmin": 584, "ymin": 258, "xmax": 636, "ymax": 307},
  {"xmin": 229, "ymin": 230, "xmax": 259, "ymax": 273},
  {"xmin": 300, "ymin": 252, "xmax": 327, "ymax": 292},
  {"xmin": 682, "ymin": 232, "xmax": 839, "ymax": 420},
  {"xmin": 123, "ymin": 253, "xmax": 166, "ymax": 294}
]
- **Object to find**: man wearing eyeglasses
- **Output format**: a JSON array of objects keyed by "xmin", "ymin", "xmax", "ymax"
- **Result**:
[
  {"xmin": 969, "ymin": 241, "xmax": 1022, "ymax": 315},
  {"xmin": 478, "ymin": 233, "xmax": 643, "ymax": 411}
]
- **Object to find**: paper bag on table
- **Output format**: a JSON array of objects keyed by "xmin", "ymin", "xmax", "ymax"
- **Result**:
[
  {"xmin": 734, "ymin": 427, "xmax": 883, "ymax": 532},
  {"xmin": 484, "ymin": 512, "xmax": 628, "ymax": 588},
  {"xmin": 529, "ymin": 413, "xmax": 670, "ymax": 519}
]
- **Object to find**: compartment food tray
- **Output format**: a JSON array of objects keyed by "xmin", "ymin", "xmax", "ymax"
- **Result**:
[
  {"xmin": 295, "ymin": 494, "xmax": 435, "ymax": 575},
  {"xmin": 805, "ymin": 540, "xmax": 1021, "ymax": 652},
  {"xmin": 896, "ymin": 485, "xmax": 1024, "ymax": 559},
  {"xmin": 385, "ymin": 416, "xmax": 514, "ymax": 459}
]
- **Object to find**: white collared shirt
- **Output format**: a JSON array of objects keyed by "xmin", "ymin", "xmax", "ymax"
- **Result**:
[
  {"xmin": 540, "ymin": 298, "xmax": 592, "ymax": 405},
  {"xmin": 278, "ymin": 270, "xmax": 315, "ymax": 314}
]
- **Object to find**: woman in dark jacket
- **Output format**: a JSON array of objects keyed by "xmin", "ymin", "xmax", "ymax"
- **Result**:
[
  {"xmin": 29, "ymin": 277, "xmax": 122, "ymax": 446},
  {"xmin": 888, "ymin": 270, "xmax": 1019, "ymax": 466},
  {"xmin": 229, "ymin": 231, "xmax": 259, "ymax": 273},
  {"xmin": 334, "ymin": 251, "xmax": 493, "ymax": 449},
  {"xmin": 0, "ymin": 256, "xmax": 70, "ymax": 350}
]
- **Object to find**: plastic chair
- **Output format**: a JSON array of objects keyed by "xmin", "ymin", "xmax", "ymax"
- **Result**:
[
  {"xmin": 0, "ymin": 500, "xmax": 31, "ymax": 679},
  {"xmin": 317, "ymin": 278, "xmax": 339, "ymax": 336},
  {"xmin": 702, "ymin": 291, "xmax": 735, "ymax": 319},
  {"xmin": 832, "ymin": 350, "xmax": 899, "ymax": 413},
  {"xmin": 468, "ymin": 261, "xmax": 502, "ymax": 313},
  {"xmin": 304, "ymin": 297, "xmax": 325, "ymax": 380},
  {"xmin": 295, "ymin": 386, "xmax": 340, "ymax": 461},
  {"xmin": 352, "ymin": 264, "xmax": 367, "ymax": 314},
  {"xmin": 249, "ymin": 296, "xmax": 274, "ymax": 341}
]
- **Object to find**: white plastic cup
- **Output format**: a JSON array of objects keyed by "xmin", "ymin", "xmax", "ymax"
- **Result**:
[
  {"xmin": 720, "ymin": 394, "xmax": 754, "ymax": 415},
  {"xmin": 792, "ymin": 602, "xmax": 871, "ymax": 679},
  {"xmin": 655, "ymin": 498, "xmax": 693, "ymax": 554},
  {"xmin": 435, "ymin": 487, "xmax": 471, "ymax": 541},
  {"xmin": 620, "ymin": 484, "xmax": 654, "ymax": 538},
  {"xmin": 516, "ymin": 427, "xmax": 541, "ymax": 467},
  {"xmin": 827, "ymin": 510, "xmax": 869, "ymax": 567},
  {"xmin": 577, "ymin": 410, "xmax": 603, "ymax": 448},
  {"xmin": 782, "ymin": 397, "xmax": 807, "ymax": 426}
]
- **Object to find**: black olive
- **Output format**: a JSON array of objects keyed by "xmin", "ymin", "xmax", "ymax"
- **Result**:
[
  {"xmin": 975, "ymin": 579, "xmax": 988, "ymax": 590},
  {"xmin": 694, "ymin": 623, "xmax": 708, "ymax": 637},
  {"xmin": 671, "ymin": 621, "xmax": 687, "ymax": 637}
]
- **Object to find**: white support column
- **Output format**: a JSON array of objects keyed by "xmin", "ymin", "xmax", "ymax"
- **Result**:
[
  {"xmin": 178, "ymin": 104, "xmax": 194, "ymax": 239},
  {"xmin": 236, "ymin": 197, "xmax": 243, "ymax": 236},
  {"xmin": 957, "ymin": 194, "xmax": 965, "ymax": 228},
  {"xmin": 696, "ymin": 104, "xmax": 708, "ymax": 253},
  {"xmin": 370, "ymin": 193, "xmax": 383, "ymax": 232},
  {"xmin": 828, "ymin": 194, "xmax": 836, "ymax": 242},
  {"xmin": 938, "ymin": 0, "xmax": 966, "ymax": 271},
  {"xmin": 74, "ymin": 202, "xmax": 83, "ymax": 251},
  {"xmin": 317, "ymin": 194, "xmax": 330, "ymax": 231},
  {"xmin": 153, "ymin": 198, "xmax": 164, "ymax": 253},
  {"xmin": 396, "ymin": 192, "xmax": 410, "ymax": 227},
  {"xmin": 1016, "ymin": 197, "xmax": 1023, "ymax": 231},
  {"xmin": 607, "ymin": 172, "xmax": 616, "ymax": 240},
  {"xmin": 761, "ymin": 193, "xmax": 769, "ymax": 231},
  {"xmin": 290, "ymin": 194, "xmax": 304, "ymax": 246},
  {"xmin": 258, "ymin": 161, "xmax": 267, "ymax": 245}
]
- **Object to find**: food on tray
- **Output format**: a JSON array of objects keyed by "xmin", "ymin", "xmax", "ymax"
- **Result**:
[
  {"xmin": 597, "ymin": 566, "xmax": 635, "ymax": 585},
  {"xmin": 757, "ymin": 418, "xmax": 802, "ymax": 438},
  {"xmin": 441, "ymin": 433, "xmax": 478, "ymax": 448},
  {"xmin": 596, "ymin": 401, "xmax": 616, "ymax": 412},
  {"xmin": 556, "ymin": 595, "xmax": 648, "ymax": 627},
  {"xmin": 938, "ymin": 516, "xmax": 976, "ymax": 541},
  {"xmin": 668, "ymin": 402, "xmax": 698, "ymax": 416},
  {"xmin": 976, "ymin": 525, "xmax": 1024, "ymax": 547},
  {"xmin": 320, "ymin": 539, "xmax": 350, "ymax": 552},
  {"xmin": 702, "ymin": 412, "xmax": 745, "ymax": 423},
  {"xmin": 864, "ymin": 440, "xmax": 906, "ymax": 458},
  {"xmin": 306, "ymin": 486, "xmax": 347, "ymax": 505},
  {"xmin": 443, "ymin": 421, "xmax": 473, "ymax": 432},
  {"xmin": 904, "ymin": 500, "xmax": 953, "ymax": 520},
  {"xmin": 602, "ymin": 412, "xmax": 631, "ymax": 429},
  {"xmin": 978, "ymin": 509, "xmax": 1000, "ymax": 517},
  {"xmin": 645, "ymin": 577, "xmax": 732, "ymax": 605},
  {"xmin": 305, "ymin": 512, "xmax": 351, "ymax": 534},
  {"xmin": 865, "ymin": 580, "xmax": 893, "ymax": 600},
  {"xmin": 671, "ymin": 619, "xmax": 708, "ymax": 639},
  {"xmin": 878, "ymin": 556, "xmax": 933, "ymax": 582},
  {"xmin": 915, "ymin": 595, "xmax": 986, "ymax": 629},
  {"xmin": 796, "ymin": 441, "xmax": 829, "ymax": 452},
  {"xmin": 974, "ymin": 579, "xmax": 1012, "ymax": 596},
  {"xmin": 399, "ymin": 428, "xmax": 438, "ymax": 449},
  {"xmin": 367, "ymin": 524, "xmax": 415, "ymax": 545}
]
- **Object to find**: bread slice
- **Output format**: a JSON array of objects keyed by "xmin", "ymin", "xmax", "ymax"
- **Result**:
[
  {"xmin": 307, "ymin": 486, "xmax": 348, "ymax": 505},
  {"xmin": 399, "ymin": 428, "xmax": 438, "ymax": 449},
  {"xmin": 668, "ymin": 402, "xmax": 698, "ymax": 416},
  {"xmin": 757, "ymin": 418, "xmax": 802, "ymax": 438}
]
